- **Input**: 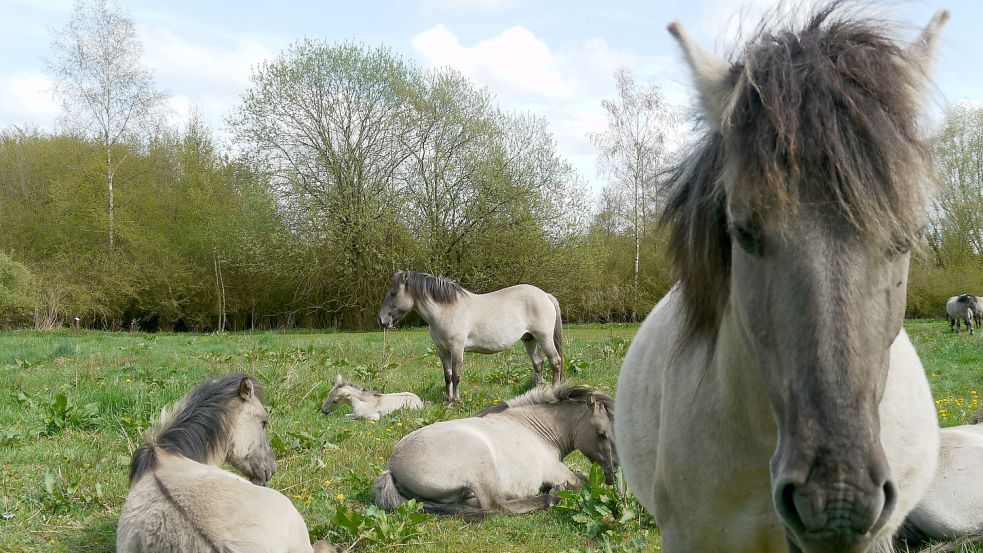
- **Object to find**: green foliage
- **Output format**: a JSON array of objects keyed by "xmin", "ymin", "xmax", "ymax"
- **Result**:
[
  {"xmin": 39, "ymin": 469, "xmax": 105, "ymax": 514},
  {"xmin": 18, "ymin": 391, "xmax": 100, "ymax": 435},
  {"xmin": 329, "ymin": 500, "xmax": 430, "ymax": 549},
  {"xmin": 483, "ymin": 364, "xmax": 525, "ymax": 385},
  {"xmin": 555, "ymin": 465, "xmax": 656, "ymax": 545},
  {"xmin": 0, "ymin": 252, "xmax": 37, "ymax": 328}
]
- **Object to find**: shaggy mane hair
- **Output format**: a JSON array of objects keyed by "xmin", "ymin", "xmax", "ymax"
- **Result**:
[
  {"xmin": 392, "ymin": 271, "xmax": 465, "ymax": 305},
  {"xmin": 129, "ymin": 374, "xmax": 263, "ymax": 483},
  {"xmin": 664, "ymin": 1, "xmax": 936, "ymax": 339},
  {"xmin": 477, "ymin": 383, "xmax": 614, "ymax": 417}
]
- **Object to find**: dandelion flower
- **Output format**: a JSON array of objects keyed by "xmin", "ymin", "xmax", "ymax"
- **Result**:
[{"xmin": 336, "ymin": 493, "xmax": 345, "ymax": 502}]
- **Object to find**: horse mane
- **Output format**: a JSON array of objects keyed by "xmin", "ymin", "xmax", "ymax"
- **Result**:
[
  {"xmin": 129, "ymin": 374, "xmax": 263, "ymax": 483},
  {"xmin": 333, "ymin": 379, "xmax": 382, "ymax": 397},
  {"xmin": 664, "ymin": 1, "xmax": 934, "ymax": 338},
  {"xmin": 479, "ymin": 383, "xmax": 614, "ymax": 415},
  {"xmin": 394, "ymin": 271, "xmax": 465, "ymax": 305}
]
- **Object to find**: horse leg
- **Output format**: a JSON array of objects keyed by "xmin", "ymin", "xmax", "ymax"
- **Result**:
[
  {"xmin": 523, "ymin": 337, "xmax": 544, "ymax": 387},
  {"xmin": 450, "ymin": 349, "xmax": 463, "ymax": 403},
  {"xmin": 540, "ymin": 338, "xmax": 563, "ymax": 384},
  {"xmin": 495, "ymin": 494, "xmax": 558, "ymax": 514},
  {"xmin": 438, "ymin": 348, "xmax": 453, "ymax": 403}
]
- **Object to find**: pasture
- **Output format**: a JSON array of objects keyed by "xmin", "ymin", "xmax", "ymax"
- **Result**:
[{"xmin": 0, "ymin": 321, "xmax": 980, "ymax": 552}]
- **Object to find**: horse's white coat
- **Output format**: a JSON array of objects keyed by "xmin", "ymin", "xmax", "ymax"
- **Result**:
[
  {"xmin": 906, "ymin": 423, "xmax": 983, "ymax": 538},
  {"xmin": 322, "ymin": 377, "xmax": 423, "ymax": 421},
  {"xmin": 615, "ymin": 289, "xmax": 939, "ymax": 552}
]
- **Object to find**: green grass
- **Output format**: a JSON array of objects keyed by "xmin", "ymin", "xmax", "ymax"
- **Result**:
[{"xmin": 0, "ymin": 321, "xmax": 981, "ymax": 552}]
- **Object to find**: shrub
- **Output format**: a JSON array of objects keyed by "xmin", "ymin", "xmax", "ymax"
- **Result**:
[{"xmin": 0, "ymin": 252, "xmax": 37, "ymax": 328}]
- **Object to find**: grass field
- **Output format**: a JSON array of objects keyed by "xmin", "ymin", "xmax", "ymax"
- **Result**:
[{"xmin": 0, "ymin": 320, "xmax": 981, "ymax": 552}]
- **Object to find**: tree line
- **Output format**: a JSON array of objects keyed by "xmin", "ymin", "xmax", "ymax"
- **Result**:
[{"xmin": 0, "ymin": 1, "xmax": 978, "ymax": 330}]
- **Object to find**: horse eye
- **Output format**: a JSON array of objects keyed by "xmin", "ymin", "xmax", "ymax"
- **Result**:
[{"xmin": 731, "ymin": 223, "xmax": 764, "ymax": 255}]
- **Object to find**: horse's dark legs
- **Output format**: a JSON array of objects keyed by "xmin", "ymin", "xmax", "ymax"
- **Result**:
[
  {"xmin": 450, "ymin": 349, "xmax": 463, "ymax": 403},
  {"xmin": 541, "ymin": 339, "xmax": 563, "ymax": 384},
  {"xmin": 524, "ymin": 338, "xmax": 544, "ymax": 387},
  {"xmin": 438, "ymin": 348, "xmax": 453, "ymax": 403}
]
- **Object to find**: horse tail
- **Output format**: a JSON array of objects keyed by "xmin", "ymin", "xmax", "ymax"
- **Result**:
[
  {"xmin": 548, "ymin": 293, "xmax": 563, "ymax": 368},
  {"xmin": 374, "ymin": 470, "xmax": 409, "ymax": 511}
]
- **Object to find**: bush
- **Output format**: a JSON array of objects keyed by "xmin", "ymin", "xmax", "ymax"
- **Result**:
[{"xmin": 0, "ymin": 252, "xmax": 37, "ymax": 328}]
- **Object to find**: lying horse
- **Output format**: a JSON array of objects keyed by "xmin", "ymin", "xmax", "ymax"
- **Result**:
[
  {"xmin": 320, "ymin": 374, "xmax": 423, "ymax": 421},
  {"xmin": 616, "ymin": 6, "xmax": 947, "ymax": 553},
  {"xmin": 374, "ymin": 384, "xmax": 617, "ymax": 517},
  {"xmin": 117, "ymin": 374, "xmax": 334, "ymax": 553},
  {"xmin": 900, "ymin": 421, "xmax": 983, "ymax": 547},
  {"xmin": 378, "ymin": 270, "xmax": 563, "ymax": 403},
  {"xmin": 947, "ymin": 294, "xmax": 978, "ymax": 334}
]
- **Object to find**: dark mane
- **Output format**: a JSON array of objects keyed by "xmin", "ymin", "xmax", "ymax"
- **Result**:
[
  {"xmin": 483, "ymin": 383, "xmax": 614, "ymax": 414},
  {"xmin": 393, "ymin": 271, "xmax": 465, "ymax": 305},
  {"xmin": 664, "ymin": 2, "xmax": 934, "ymax": 337},
  {"xmin": 129, "ymin": 374, "xmax": 263, "ymax": 483}
]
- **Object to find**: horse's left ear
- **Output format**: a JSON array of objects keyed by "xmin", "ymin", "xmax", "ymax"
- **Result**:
[
  {"xmin": 668, "ymin": 20, "xmax": 735, "ymax": 127},
  {"xmin": 906, "ymin": 10, "xmax": 949, "ymax": 88},
  {"xmin": 238, "ymin": 377, "xmax": 254, "ymax": 400}
]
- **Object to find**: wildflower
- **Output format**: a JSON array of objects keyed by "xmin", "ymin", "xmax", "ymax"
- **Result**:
[
  {"xmin": 370, "ymin": 420, "xmax": 377, "ymax": 425},
  {"xmin": 294, "ymin": 495, "xmax": 301, "ymax": 500},
  {"xmin": 125, "ymin": 378, "xmax": 132, "ymax": 384},
  {"xmin": 396, "ymin": 422, "xmax": 402, "ymax": 427},
  {"xmin": 50, "ymin": 539, "xmax": 57, "ymax": 545},
  {"xmin": 336, "ymin": 493, "xmax": 345, "ymax": 502},
  {"xmin": 323, "ymin": 479, "xmax": 332, "ymax": 486}
]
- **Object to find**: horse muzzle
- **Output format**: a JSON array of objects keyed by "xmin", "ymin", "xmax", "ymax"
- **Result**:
[{"xmin": 774, "ymin": 474, "xmax": 896, "ymax": 553}]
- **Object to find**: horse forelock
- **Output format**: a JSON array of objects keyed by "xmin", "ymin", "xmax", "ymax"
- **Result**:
[
  {"xmin": 398, "ymin": 271, "xmax": 464, "ymax": 305},
  {"xmin": 129, "ymin": 374, "xmax": 263, "ymax": 483},
  {"xmin": 664, "ymin": 2, "xmax": 935, "ymax": 338}
]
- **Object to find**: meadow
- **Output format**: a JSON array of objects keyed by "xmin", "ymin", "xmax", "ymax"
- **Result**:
[{"xmin": 0, "ymin": 320, "xmax": 980, "ymax": 552}]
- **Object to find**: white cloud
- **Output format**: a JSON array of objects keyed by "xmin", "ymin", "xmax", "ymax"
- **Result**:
[
  {"xmin": 411, "ymin": 24, "xmax": 691, "ymax": 194},
  {"xmin": 0, "ymin": 70, "xmax": 58, "ymax": 129}
]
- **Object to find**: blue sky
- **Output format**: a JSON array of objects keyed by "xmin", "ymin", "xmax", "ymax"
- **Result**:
[{"xmin": 1, "ymin": 0, "xmax": 980, "ymax": 192}]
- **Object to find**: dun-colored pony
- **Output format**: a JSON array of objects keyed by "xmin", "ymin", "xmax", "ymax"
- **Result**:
[
  {"xmin": 616, "ymin": 5, "xmax": 948, "ymax": 553},
  {"xmin": 117, "ymin": 374, "xmax": 334, "ymax": 553},
  {"xmin": 374, "ymin": 384, "xmax": 617, "ymax": 517},
  {"xmin": 946, "ymin": 294, "xmax": 978, "ymax": 334},
  {"xmin": 378, "ymin": 271, "xmax": 563, "ymax": 403},
  {"xmin": 320, "ymin": 374, "xmax": 423, "ymax": 420}
]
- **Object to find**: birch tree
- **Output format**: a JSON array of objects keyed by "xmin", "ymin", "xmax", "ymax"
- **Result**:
[
  {"xmin": 591, "ymin": 68, "xmax": 681, "ymax": 320},
  {"xmin": 47, "ymin": 0, "xmax": 166, "ymax": 253}
]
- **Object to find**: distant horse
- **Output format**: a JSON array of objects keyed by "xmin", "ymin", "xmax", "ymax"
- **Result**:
[
  {"xmin": 117, "ymin": 374, "xmax": 335, "ymax": 553},
  {"xmin": 320, "ymin": 374, "xmax": 423, "ymax": 421},
  {"xmin": 900, "ymin": 422, "xmax": 983, "ymax": 547},
  {"xmin": 974, "ymin": 296, "xmax": 983, "ymax": 328},
  {"xmin": 946, "ymin": 295, "xmax": 977, "ymax": 334},
  {"xmin": 374, "ymin": 384, "xmax": 617, "ymax": 517},
  {"xmin": 378, "ymin": 271, "xmax": 563, "ymax": 403},
  {"xmin": 615, "ymin": 6, "xmax": 947, "ymax": 553}
]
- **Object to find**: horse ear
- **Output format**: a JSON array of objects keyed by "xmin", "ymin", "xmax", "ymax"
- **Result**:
[
  {"xmin": 238, "ymin": 377, "xmax": 254, "ymax": 400},
  {"xmin": 668, "ymin": 20, "xmax": 734, "ymax": 127},
  {"xmin": 906, "ymin": 10, "xmax": 949, "ymax": 84},
  {"xmin": 335, "ymin": 373, "xmax": 343, "ymax": 385}
]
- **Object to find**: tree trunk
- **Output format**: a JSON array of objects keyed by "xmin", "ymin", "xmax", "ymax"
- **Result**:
[{"xmin": 107, "ymin": 141, "xmax": 114, "ymax": 253}]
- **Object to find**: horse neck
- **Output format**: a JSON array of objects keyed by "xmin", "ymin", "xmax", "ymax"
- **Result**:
[
  {"xmin": 510, "ymin": 404, "xmax": 578, "ymax": 458},
  {"xmin": 412, "ymin": 293, "xmax": 468, "ymax": 327}
]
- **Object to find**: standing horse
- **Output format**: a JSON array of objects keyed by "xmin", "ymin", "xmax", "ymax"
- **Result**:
[
  {"xmin": 117, "ymin": 374, "xmax": 335, "ymax": 553},
  {"xmin": 374, "ymin": 384, "xmax": 617, "ymax": 517},
  {"xmin": 947, "ymin": 295, "xmax": 977, "ymax": 334},
  {"xmin": 615, "ymin": 5, "xmax": 947, "ymax": 553},
  {"xmin": 378, "ymin": 271, "xmax": 563, "ymax": 403}
]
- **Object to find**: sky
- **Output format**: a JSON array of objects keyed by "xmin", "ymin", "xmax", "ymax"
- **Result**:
[{"xmin": 0, "ymin": 0, "xmax": 980, "ymax": 194}]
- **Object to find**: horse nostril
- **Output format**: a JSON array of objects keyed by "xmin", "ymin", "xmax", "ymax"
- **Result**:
[{"xmin": 776, "ymin": 481, "xmax": 806, "ymax": 534}]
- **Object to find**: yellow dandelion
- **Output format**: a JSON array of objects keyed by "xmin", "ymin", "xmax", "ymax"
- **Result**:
[
  {"xmin": 396, "ymin": 422, "xmax": 402, "ymax": 427},
  {"xmin": 50, "ymin": 539, "xmax": 57, "ymax": 545},
  {"xmin": 125, "ymin": 378, "xmax": 132, "ymax": 384},
  {"xmin": 336, "ymin": 493, "xmax": 345, "ymax": 502},
  {"xmin": 294, "ymin": 494, "xmax": 301, "ymax": 499},
  {"xmin": 370, "ymin": 421, "xmax": 377, "ymax": 425},
  {"xmin": 323, "ymin": 479, "xmax": 332, "ymax": 486}
]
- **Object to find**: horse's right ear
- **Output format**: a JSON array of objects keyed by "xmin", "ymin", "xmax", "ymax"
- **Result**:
[
  {"xmin": 238, "ymin": 377, "xmax": 255, "ymax": 400},
  {"xmin": 668, "ymin": 20, "xmax": 734, "ymax": 127},
  {"xmin": 335, "ymin": 373, "xmax": 343, "ymax": 385}
]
